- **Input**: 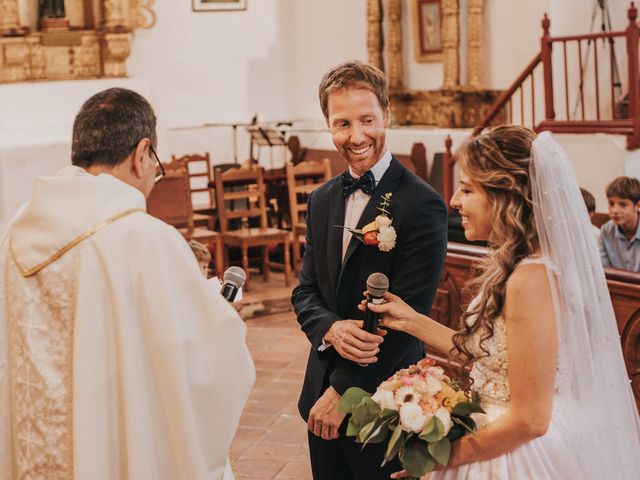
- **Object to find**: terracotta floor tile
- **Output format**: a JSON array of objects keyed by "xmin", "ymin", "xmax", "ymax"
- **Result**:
[
  {"xmin": 239, "ymin": 443, "xmax": 305, "ymax": 462},
  {"xmin": 234, "ymin": 458, "xmax": 286, "ymax": 478},
  {"xmin": 231, "ymin": 298, "xmax": 311, "ymax": 479},
  {"xmin": 258, "ymin": 427, "xmax": 308, "ymax": 446},
  {"xmin": 242, "ymin": 400, "xmax": 288, "ymax": 415},
  {"xmin": 274, "ymin": 460, "xmax": 313, "ymax": 479},
  {"xmin": 239, "ymin": 412, "xmax": 279, "ymax": 429},
  {"xmin": 269, "ymin": 414, "xmax": 306, "ymax": 432}
]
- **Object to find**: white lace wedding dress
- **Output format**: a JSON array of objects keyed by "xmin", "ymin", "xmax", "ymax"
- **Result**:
[{"xmin": 429, "ymin": 257, "xmax": 584, "ymax": 480}]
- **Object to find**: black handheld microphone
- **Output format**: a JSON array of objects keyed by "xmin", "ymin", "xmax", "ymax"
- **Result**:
[
  {"xmin": 220, "ymin": 267, "xmax": 246, "ymax": 302},
  {"xmin": 362, "ymin": 272, "xmax": 389, "ymax": 334}
]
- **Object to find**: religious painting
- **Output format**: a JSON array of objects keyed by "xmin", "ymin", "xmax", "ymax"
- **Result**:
[
  {"xmin": 192, "ymin": 0, "xmax": 247, "ymax": 11},
  {"xmin": 413, "ymin": 0, "xmax": 443, "ymax": 62}
]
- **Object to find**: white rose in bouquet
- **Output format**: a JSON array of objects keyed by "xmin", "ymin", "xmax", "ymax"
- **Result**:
[
  {"xmin": 435, "ymin": 407, "xmax": 453, "ymax": 435},
  {"xmin": 372, "ymin": 389, "xmax": 398, "ymax": 411},
  {"xmin": 399, "ymin": 402, "xmax": 428, "ymax": 433},
  {"xmin": 424, "ymin": 376, "xmax": 443, "ymax": 397}
]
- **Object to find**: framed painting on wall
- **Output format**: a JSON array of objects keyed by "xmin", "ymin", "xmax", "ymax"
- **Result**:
[
  {"xmin": 192, "ymin": 0, "xmax": 247, "ymax": 12},
  {"xmin": 413, "ymin": 0, "xmax": 443, "ymax": 62}
]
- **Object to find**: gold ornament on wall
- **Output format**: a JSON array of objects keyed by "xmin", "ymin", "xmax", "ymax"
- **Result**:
[
  {"xmin": 413, "ymin": 0, "xmax": 443, "ymax": 63},
  {"xmin": 367, "ymin": 0, "xmax": 384, "ymax": 71},
  {"xmin": 0, "ymin": 0, "xmax": 156, "ymax": 84},
  {"xmin": 367, "ymin": 0, "xmax": 497, "ymax": 127}
]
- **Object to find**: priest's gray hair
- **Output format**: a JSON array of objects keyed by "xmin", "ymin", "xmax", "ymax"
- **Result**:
[{"xmin": 71, "ymin": 87, "xmax": 157, "ymax": 168}]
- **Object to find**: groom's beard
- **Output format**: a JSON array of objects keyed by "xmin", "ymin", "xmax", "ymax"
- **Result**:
[{"xmin": 338, "ymin": 132, "xmax": 387, "ymax": 175}]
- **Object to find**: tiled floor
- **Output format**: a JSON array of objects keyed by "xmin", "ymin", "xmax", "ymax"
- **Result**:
[{"xmin": 231, "ymin": 274, "xmax": 312, "ymax": 480}]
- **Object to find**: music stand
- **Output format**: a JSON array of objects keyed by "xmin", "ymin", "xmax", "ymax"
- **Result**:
[{"xmin": 246, "ymin": 126, "xmax": 287, "ymax": 169}]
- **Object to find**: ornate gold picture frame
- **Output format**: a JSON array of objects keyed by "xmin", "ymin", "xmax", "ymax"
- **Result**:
[
  {"xmin": 413, "ymin": 0, "xmax": 443, "ymax": 62},
  {"xmin": 192, "ymin": 0, "xmax": 247, "ymax": 11}
]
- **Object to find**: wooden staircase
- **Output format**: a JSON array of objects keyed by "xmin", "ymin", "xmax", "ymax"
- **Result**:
[{"xmin": 441, "ymin": 2, "xmax": 640, "ymax": 208}]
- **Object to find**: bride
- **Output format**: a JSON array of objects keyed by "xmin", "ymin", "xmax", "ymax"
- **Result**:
[{"xmin": 363, "ymin": 126, "xmax": 640, "ymax": 479}]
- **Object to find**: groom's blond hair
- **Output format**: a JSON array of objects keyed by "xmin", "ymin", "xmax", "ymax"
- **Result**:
[{"xmin": 318, "ymin": 61, "xmax": 389, "ymax": 120}]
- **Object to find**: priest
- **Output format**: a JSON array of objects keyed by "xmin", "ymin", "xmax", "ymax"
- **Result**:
[{"xmin": 0, "ymin": 87, "xmax": 255, "ymax": 479}]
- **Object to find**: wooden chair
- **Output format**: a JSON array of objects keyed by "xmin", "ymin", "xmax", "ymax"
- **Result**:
[
  {"xmin": 214, "ymin": 165, "xmax": 291, "ymax": 290},
  {"xmin": 286, "ymin": 158, "xmax": 332, "ymax": 271},
  {"xmin": 165, "ymin": 157, "xmax": 215, "ymax": 228},
  {"xmin": 170, "ymin": 153, "xmax": 214, "ymax": 211},
  {"xmin": 147, "ymin": 168, "xmax": 224, "ymax": 278}
]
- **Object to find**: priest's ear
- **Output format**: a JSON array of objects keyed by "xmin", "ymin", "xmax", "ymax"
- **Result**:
[{"xmin": 130, "ymin": 138, "xmax": 152, "ymax": 179}]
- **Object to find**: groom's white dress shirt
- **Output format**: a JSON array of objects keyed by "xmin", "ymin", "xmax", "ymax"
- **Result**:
[
  {"xmin": 342, "ymin": 149, "xmax": 392, "ymax": 261},
  {"xmin": 318, "ymin": 150, "xmax": 392, "ymax": 352}
]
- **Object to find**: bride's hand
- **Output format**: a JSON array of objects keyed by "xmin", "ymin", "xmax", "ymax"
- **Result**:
[{"xmin": 358, "ymin": 291, "xmax": 419, "ymax": 337}]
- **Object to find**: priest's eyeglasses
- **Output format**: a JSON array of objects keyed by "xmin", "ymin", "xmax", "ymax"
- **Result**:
[{"xmin": 150, "ymin": 145, "xmax": 165, "ymax": 183}]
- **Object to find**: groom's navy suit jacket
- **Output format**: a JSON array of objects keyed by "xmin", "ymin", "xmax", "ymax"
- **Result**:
[{"xmin": 292, "ymin": 157, "xmax": 448, "ymax": 421}]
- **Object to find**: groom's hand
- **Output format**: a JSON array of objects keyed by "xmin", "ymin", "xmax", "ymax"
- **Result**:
[
  {"xmin": 324, "ymin": 320, "xmax": 385, "ymax": 364},
  {"xmin": 308, "ymin": 386, "xmax": 345, "ymax": 440}
]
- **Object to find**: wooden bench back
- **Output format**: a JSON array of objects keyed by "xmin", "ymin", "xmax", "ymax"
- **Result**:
[
  {"xmin": 147, "ymin": 168, "xmax": 194, "ymax": 231},
  {"xmin": 214, "ymin": 166, "xmax": 268, "ymax": 233}
]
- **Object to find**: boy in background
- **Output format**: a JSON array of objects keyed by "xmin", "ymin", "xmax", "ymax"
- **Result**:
[
  {"xmin": 189, "ymin": 239, "xmax": 244, "ymax": 312},
  {"xmin": 580, "ymin": 187, "xmax": 601, "ymax": 242},
  {"xmin": 188, "ymin": 239, "xmax": 211, "ymax": 278},
  {"xmin": 599, "ymin": 176, "xmax": 640, "ymax": 271}
]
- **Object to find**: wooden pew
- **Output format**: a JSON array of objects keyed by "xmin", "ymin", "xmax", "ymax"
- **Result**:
[{"xmin": 434, "ymin": 243, "xmax": 640, "ymax": 412}]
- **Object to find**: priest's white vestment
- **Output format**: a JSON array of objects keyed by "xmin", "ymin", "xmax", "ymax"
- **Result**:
[{"xmin": 0, "ymin": 166, "xmax": 255, "ymax": 479}]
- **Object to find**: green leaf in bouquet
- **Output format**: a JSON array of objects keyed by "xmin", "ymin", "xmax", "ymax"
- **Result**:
[
  {"xmin": 381, "ymin": 408, "xmax": 399, "ymax": 420},
  {"xmin": 361, "ymin": 414, "xmax": 396, "ymax": 447},
  {"xmin": 358, "ymin": 419, "xmax": 378, "ymax": 443},
  {"xmin": 452, "ymin": 401, "xmax": 485, "ymax": 416},
  {"xmin": 428, "ymin": 438, "xmax": 451, "ymax": 466},
  {"xmin": 346, "ymin": 416, "xmax": 361, "ymax": 437},
  {"xmin": 383, "ymin": 425, "xmax": 406, "ymax": 464},
  {"xmin": 338, "ymin": 387, "xmax": 371, "ymax": 413},
  {"xmin": 419, "ymin": 416, "xmax": 445, "ymax": 443},
  {"xmin": 400, "ymin": 439, "xmax": 436, "ymax": 477},
  {"xmin": 351, "ymin": 397, "xmax": 381, "ymax": 427},
  {"xmin": 418, "ymin": 416, "xmax": 435, "ymax": 439},
  {"xmin": 452, "ymin": 415, "xmax": 477, "ymax": 435},
  {"xmin": 447, "ymin": 415, "xmax": 471, "ymax": 441}
]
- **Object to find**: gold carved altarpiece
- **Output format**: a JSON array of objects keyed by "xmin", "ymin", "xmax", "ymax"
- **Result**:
[
  {"xmin": 367, "ymin": 0, "xmax": 503, "ymax": 128},
  {"xmin": 0, "ymin": 0, "xmax": 156, "ymax": 83}
]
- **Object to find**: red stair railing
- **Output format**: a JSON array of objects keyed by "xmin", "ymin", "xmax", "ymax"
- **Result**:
[{"xmin": 441, "ymin": 3, "xmax": 640, "ymax": 210}]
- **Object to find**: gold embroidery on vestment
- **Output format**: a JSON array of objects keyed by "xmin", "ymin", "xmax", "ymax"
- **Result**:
[
  {"xmin": 9, "ymin": 208, "xmax": 145, "ymax": 277},
  {"xmin": 7, "ymin": 248, "xmax": 79, "ymax": 479},
  {"xmin": 5, "ymin": 207, "xmax": 143, "ymax": 479}
]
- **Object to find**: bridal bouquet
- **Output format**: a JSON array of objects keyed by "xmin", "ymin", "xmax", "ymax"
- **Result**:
[{"xmin": 339, "ymin": 357, "xmax": 484, "ymax": 479}]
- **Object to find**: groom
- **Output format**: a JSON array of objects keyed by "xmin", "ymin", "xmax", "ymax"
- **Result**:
[{"xmin": 292, "ymin": 61, "xmax": 448, "ymax": 479}]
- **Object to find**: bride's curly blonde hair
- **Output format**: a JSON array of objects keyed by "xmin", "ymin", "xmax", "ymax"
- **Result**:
[{"xmin": 451, "ymin": 125, "xmax": 539, "ymax": 362}]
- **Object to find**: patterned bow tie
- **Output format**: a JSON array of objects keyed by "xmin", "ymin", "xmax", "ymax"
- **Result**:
[{"xmin": 341, "ymin": 170, "xmax": 375, "ymax": 197}]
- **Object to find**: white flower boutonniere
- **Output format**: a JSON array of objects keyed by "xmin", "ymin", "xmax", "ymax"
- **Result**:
[{"xmin": 336, "ymin": 192, "xmax": 397, "ymax": 252}]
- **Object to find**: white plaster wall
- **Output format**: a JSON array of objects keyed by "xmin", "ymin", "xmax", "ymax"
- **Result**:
[
  {"xmin": 553, "ymin": 133, "xmax": 627, "ymax": 210},
  {"xmin": 482, "ymin": 0, "xmax": 549, "ymax": 89},
  {"xmin": 127, "ymin": 0, "xmax": 367, "ymax": 162},
  {"xmin": 283, "ymin": 0, "xmax": 367, "ymax": 122},
  {"xmin": 128, "ymin": 0, "xmax": 291, "ymax": 128},
  {"xmin": 0, "ymin": 0, "xmax": 635, "ymax": 229}
]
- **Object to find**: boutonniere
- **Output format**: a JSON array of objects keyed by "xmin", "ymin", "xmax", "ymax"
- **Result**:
[{"xmin": 335, "ymin": 192, "xmax": 397, "ymax": 252}]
